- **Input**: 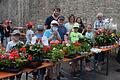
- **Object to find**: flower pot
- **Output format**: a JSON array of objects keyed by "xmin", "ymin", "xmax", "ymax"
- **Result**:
[
  {"xmin": 0, "ymin": 66, "xmax": 22, "ymax": 73},
  {"xmin": 26, "ymin": 62, "xmax": 39, "ymax": 69},
  {"xmin": 65, "ymin": 54, "xmax": 76, "ymax": 58},
  {"xmin": 26, "ymin": 60, "xmax": 43, "ymax": 69}
]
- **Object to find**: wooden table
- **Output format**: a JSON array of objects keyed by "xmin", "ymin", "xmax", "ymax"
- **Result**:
[
  {"xmin": 95, "ymin": 44, "xmax": 119, "ymax": 75},
  {"xmin": 0, "ymin": 44, "xmax": 119, "ymax": 79},
  {"xmin": 0, "ymin": 72, "xmax": 16, "ymax": 79},
  {"xmin": 24, "ymin": 62, "xmax": 53, "ymax": 80},
  {"xmin": 0, "ymin": 62, "xmax": 53, "ymax": 80}
]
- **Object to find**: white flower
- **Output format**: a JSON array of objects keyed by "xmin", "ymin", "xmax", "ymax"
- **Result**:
[
  {"xmin": 66, "ymin": 43, "xmax": 70, "ymax": 47},
  {"xmin": 53, "ymin": 48, "xmax": 56, "ymax": 50}
]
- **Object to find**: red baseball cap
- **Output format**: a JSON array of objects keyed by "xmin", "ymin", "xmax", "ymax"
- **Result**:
[{"xmin": 26, "ymin": 21, "xmax": 33, "ymax": 28}]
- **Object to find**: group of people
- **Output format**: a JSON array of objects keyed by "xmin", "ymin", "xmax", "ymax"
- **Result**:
[{"xmin": 0, "ymin": 7, "xmax": 108, "ymax": 80}]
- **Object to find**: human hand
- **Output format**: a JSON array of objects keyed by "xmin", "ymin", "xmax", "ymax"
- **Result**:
[{"xmin": 53, "ymin": 31, "xmax": 57, "ymax": 36}]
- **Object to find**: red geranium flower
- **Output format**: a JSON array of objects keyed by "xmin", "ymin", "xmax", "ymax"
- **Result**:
[
  {"xmin": 73, "ymin": 42, "xmax": 81, "ymax": 46},
  {"xmin": 43, "ymin": 46, "xmax": 51, "ymax": 52},
  {"xmin": 20, "ymin": 47, "xmax": 26, "ymax": 53},
  {"xmin": 50, "ymin": 40, "xmax": 60, "ymax": 45},
  {"xmin": 0, "ymin": 54, "xmax": 7, "ymax": 59},
  {"xmin": 9, "ymin": 50, "xmax": 20, "ymax": 60},
  {"xmin": 1, "ymin": 47, "xmax": 5, "ymax": 51},
  {"xmin": 36, "ymin": 38, "xmax": 41, "ymax": 43},
  {"xmin": 28, "ymin": 55, "xmax": 32, "ymax": 61}
]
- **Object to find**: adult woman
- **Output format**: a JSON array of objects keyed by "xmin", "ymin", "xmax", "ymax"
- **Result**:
[
  {"xmin": 65, "ymin": 14, "xmax": 76, "ymax": 34},
  {"xmin": 76, "ymin": 17, "xmax": 85, "ymax": 34}
]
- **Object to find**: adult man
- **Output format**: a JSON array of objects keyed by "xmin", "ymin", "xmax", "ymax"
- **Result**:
[
  {"xmin": 0, "ymin": 22, "xmax": 4, "ymax": 46},
  {"xmin": 44, "ymin": 7, "xmax": 61, "ymax": 29},
  {"xmin": 94, "ymin": 13, "xmax": 105, "ymax": 30},
  {"xmin": 4, "ymin": 20, "xmax": 12, "ymax": 46}
]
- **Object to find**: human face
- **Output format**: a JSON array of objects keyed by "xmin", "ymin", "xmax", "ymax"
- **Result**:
[
  {"xmin": 98, "ymin": 16, "xmax": 103, "ymax": 21},
  {"xmin": 58, "ymin": 19, "xmax": 64, "ymax": 25},
  {"xmin": 87, "ymin": 25, "xmax": 92, "ymax": 32},
  {"xmin": 74, "ymin": 28, "xmax": 78, "ymax": 32},
  {"xmin": 53, "ymin": 9, "xmax": 60, "ymax": 17},
  {"xmin": 38, "ymin": 30, "xmax": 44, "ymax": 34},
  {"xmin": 76, "ymin": 18, "xmax": 81, "ymax": 23},
  {"xmin": 51, "ymin": 24, "xmax": 58, "ymax": 31},
  {"xmin": 69, "ymin": 16, "xmax": 75, "ymax": 23},
  {"xmin": 13, "ymin": 35, "xmax": 20, "ymax": 42}
]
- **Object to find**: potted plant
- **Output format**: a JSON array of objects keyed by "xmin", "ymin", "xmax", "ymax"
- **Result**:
[
  {"xmin": 0, "ymin": 49, "xmax": 30, "ymax": 73},
  {"xmin": 47, "ymin": 48, "xmax": 64, "ymax": 63},
  {"xmin": 25, "ymin": 43, "xmax": 51, "ymax": 68},
  {"xmin": 94, "ymin": 29, "xmax": 116, "ymax": 47}
]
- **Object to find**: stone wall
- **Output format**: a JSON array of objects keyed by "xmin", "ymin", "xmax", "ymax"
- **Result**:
[{"xmin": 0, "ymin": 0, "xmax": 120, "ymax": 29}]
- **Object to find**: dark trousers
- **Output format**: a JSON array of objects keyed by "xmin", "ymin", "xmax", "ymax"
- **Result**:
[
  {"xmin": 32, "ymin": 68, "xmax": 46, "ymax": 80},
  {"xmin": 1, "ymin": 36, "xmax": 4, "ymax": 44}
]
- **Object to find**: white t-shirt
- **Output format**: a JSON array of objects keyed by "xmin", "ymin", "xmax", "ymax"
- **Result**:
[
  {"xmin": 26, "ymin": 29, "xmax": 34, "ymax": 44},
  {"xmin": 6, "ymin": 41, "xmax": 23, "ymax": 52},
  {"xmin": 31, "ymin": 36, "xmax": 37, "ymax": 45},
  {"xmin": 31, "ymin": 36, "xmax": 49, "ymax": 46},
  {"xmin": 65, "ymin": 22, "xmax": 74, "ymax": 32}
]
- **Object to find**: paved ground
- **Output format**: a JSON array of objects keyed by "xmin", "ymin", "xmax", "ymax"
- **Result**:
[
  {"xmin": 60, "ymin": 55, "xmax": 120, "ymax": 80},
  {"xmin": 21, "ymin": 55, "xmax": 120, "ymax": 80}
]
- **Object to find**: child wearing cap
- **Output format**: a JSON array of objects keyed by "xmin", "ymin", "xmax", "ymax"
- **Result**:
[
  {"xmin": 70, "ymin": 23, "xmax": 84, "ymax": 43},
  {"xmin": 6, "ymin": 30, "xmax": 23, "ymax": 52},
  {"xmin": 31, "ymin": 25, "xmax": 47, "ymax": 45},
  {"xmin": 6, "ymin": 30, "xmax": 23, "ymax": 80},
  {"xmin": 43, "ymin": 20, "xmax": 61, "ymax": 44},
  {"xmin": 57, "ymin": 16, "xmax": 67, "ymax": 41},
  {"xmin": 69, "ymin": 23, "xmax": 84, "ymax": 74},
  {"xmin": 44, "ymin": 20, "xmax": 61, "ymax": 80},
  {"xmin": 30, "ymin": 25, "xmax": 47, "ymax": 80},
  {"xmin": 26, "ymin": 22, "xmax": 34, "ymax": 44}
]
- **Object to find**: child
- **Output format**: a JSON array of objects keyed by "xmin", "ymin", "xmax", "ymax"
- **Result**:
[
  {"xmin": 6, "ymin": 30, "xmax": 23, "ymax": 52},
  {"xmin": 26, "ymin": 22, "xmax": 34, "ymax": 45},
  {"xmin": 31, "ymin": 25, "xmax": 47, "ymax": 80},
  {"xmin": 6, "ymin": 30, "xmax": 23, "ymax": 80},
  {"xmin": 43, "ymin": 20, "xmax": 61, "ymax": 80},
  {"xmin": 85, "ymin": 24, "xmax": 95, "ymax": 42},
  {"xmin": 69, "ymin": 23, "xmax": 84, "ymax": 74},
  {"xmin": 85, "ymin": 24, "xmax": 94, "ymax": 71},
  {"xmin": 70, "ymin": 23, "xmax": 84, "ymax": 43},
  {"xmin": 57, "ymin": 16, "xmax": 67, "ymax": 41},
  {"xmin": 43, "ymin": 20, "xmax": 61, "ymax": 44},
  {"xmin": 64, "ymin": 32, "xmax": 70, "ymax": 43}
]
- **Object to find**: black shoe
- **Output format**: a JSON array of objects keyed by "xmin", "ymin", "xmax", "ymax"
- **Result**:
[
  {"xmin": 57, "ymin": 76, "xmax": 60, "ymax": 80},
  {"xmin": 45, "ymin": 76, "xmax": 52, "ymax": 80}
]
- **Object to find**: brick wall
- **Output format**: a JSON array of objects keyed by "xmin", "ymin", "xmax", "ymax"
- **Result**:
[{"xmin": 0, "ymin": 0, "xmax": 119, "ymax": 29}]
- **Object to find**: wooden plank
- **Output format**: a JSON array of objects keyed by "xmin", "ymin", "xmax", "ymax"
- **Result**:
[{"xmin": 0, "ymin": 72, "xmax": 16, "ymax": 79}]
